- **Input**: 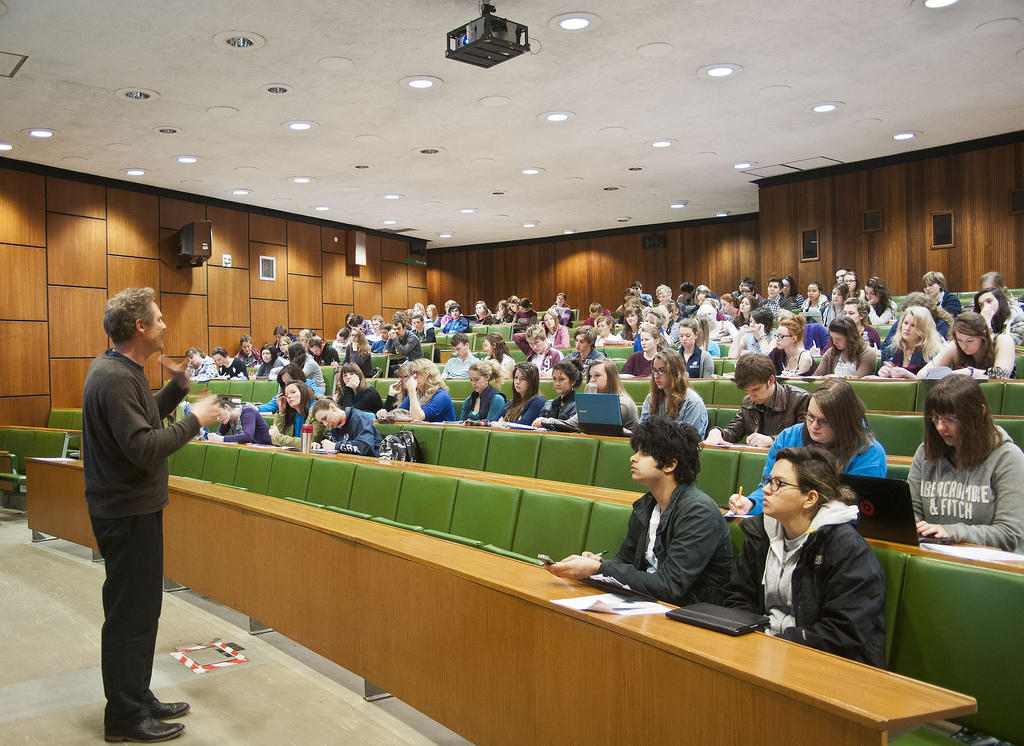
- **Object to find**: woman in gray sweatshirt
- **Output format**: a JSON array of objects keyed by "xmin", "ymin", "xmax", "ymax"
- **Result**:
[{"xmin": 910, "ymin": 375, "xmax": 1024, "ymax": 553}]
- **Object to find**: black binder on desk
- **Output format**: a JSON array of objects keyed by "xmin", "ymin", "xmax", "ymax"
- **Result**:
[{"xmin": 665, "ymin": 602, "xmax": 769, "ymax": 636}]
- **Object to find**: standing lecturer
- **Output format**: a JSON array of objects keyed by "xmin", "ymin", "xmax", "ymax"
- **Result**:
[{"xmin": 82, "ymin": 287, "xmax": 218, "ymax": 743}]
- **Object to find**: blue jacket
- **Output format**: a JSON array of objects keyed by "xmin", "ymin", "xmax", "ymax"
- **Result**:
[
  {"xmin": 326, "ymin": 408, "xmax": 382, "ymax": 456},
  {"xmin": 442, "ymin": 317, "xmax": 469, "ymax": 334},
  {"xmin": 502, "ymin": 395, "xmax": 546, "ymax": 425},
  {"xmin": 746, "ymin": 422, "xmax": 887, "ymax": 514}
]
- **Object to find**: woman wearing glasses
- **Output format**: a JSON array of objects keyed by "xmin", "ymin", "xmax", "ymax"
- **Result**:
[
  {"xmin": 728, "ymin": 378, "xmax": 886, "ymax": 515},
  {"xmin": 723, "ymin": 445, "xmax": 887, "ymax": 667},
  {"xmin": 768, "ymin": 315, "xmax": 814, "ymax": 376},
  {"xmin": 910, "ymin": 376, "xmax": 1024, "ymax": 552},
  {"xmin": 639, "ymin": 349, "xmax": 709, "ymax": 438}
]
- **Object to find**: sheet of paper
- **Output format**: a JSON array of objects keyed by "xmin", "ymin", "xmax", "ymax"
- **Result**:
[
  {"xmin": 723, "ymin": 510, "xmax": 755, "ymax": 520},
  {"xmin": 551, "ymin": 593, "xmax": 667, "ymax": 616},
  {"xmin": 919, "ymin": 543, "xmax": 1024, "ymax": 562}
]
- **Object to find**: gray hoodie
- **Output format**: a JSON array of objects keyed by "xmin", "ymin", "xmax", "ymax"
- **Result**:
[{"xmin": 909, "ymin": 426, "xmax": 1024, "ymax": 553}]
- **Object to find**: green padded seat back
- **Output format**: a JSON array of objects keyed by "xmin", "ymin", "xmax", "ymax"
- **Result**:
[
  {"xmin": 612, "ymin": 359, "xmax": 627, "ymax": 372},
  {"xmin": 717, "ymin": 343, "xmax": 730, "ymax": 358},
  {"xmin": 370, "ymin": 354, "xmax": 388, "ymax": 375},
  {"xmin": 720, "ymin": 359, "xmax": 737, "ymax": 375},
  {"xmin": 885, "ymin": 463, "xmax": 911, "ymax": 481},
  {"xmin": 251, "ymin": 381, "xmax": 278, "ymax": 402},
  {"xmin": 395, "ymin": 472, "xmax": 458, "ymax": 531},
  {"xmin": 206, "ymin": 380, "xmax": 231, "ymax": 395},
  {"xmin": 715, "ymin": 407, "xmax": 739, "ymax": 429},
  {"xmin": 70, "ymin": 410, "xmax": 83, "ymax": 428},
  {"xmin": 977, "ymin": 382, "xmax": 1004, "ymax": 414},
  {"xmin": 349, "ymin": 464, "xmax": 404, "ymax": 519},
  {"xmin": 583, "ymin": 501, "xmax": 633, "ymax": 557},
  {"xmin": 1017, "ymin": 353, "xmax": 1024, "ymax": 379},
  {"xmin": 621, "ymin": 380, "xmax": 650, "ymax": 405},
  {"xmin": 786, "ymin": 379, "xmax": 817, "ymax": 393},
  {"xmin": 500, "ymin": 380, "xmax": 514, "ymax": 400},
  {"xmin": 437, "ymin": 426, "xmax": 490, "ymax": 471},
  {"xmin": 689, "ymin": 379, "xmax": 714, "ymax": 404},
  {"xmin": 32, "ymin": 430, "xmax": 68, "ymax": 459},
  {"xmin": 420, "ymin": 342, "xmax": 434, "ymax": 361},
  {"xmin": 448, "ymin": 481, "xmax": 522, "ymax": 548},
  {"xmin": 232, "ymin": 448, "xmax": 274, "ymax": 493},
  {"xmin": 375, "ymin": 379, "xmax": 394, "ymax": 397},
  {"xmin": 538, "ymin": 380, "xmax": 557, "ymax": 400},
  {"xmin": 536, "ymin": 434, "xmax": 599, "ymax": 485},
  {"xmin": 227, "ymin": 381, "xmax": 254, "ymax": 400},
  {"xmin": 712, "ymin": 380, "xmax": 746, "ymax": 406},
  {"xmin": 5, "ymin": 430, "xmax": 36, "ymax": 473},
  {"xmin": 373, "ymin": 422, "xmax": 402, "ymax": 438},
  {"xmin": 848, "ymin": 381, "xmax": 917, "ymax": 412},
  {"xmin": 511, "ymin": 489, "xmax": 593, "ymax": 561},
  {"xmin": 508, "ymin": 348, "xmax": 527, "ymax": 362},
  {"xmin": 483, "ymin": 429, "xmax": 541, "ymax": 478},
  {"xmin": 170, "ymin": 441, "xmax": 207, "ymax": 478},
  {"xmin": 890, "ymin": 557, "xmax": 1024, "ymax": 743},
  {"xmin": 490, "ymin": 325, "xmax": 512, "ymax": 340},
  {"xmin": 266, "ymin": 453, "xmax": 313, "ymax": 500},
  {"xmin": 601, "ymin": 346, "xmax": 633, "ymax": 359},
  {"xmin": 695, "ymin": 447, "xmax": 740, "ymax": 507},
  {"xmin": 201, "ymin": 445, "xmax": 240, "ymax": 484},
  {"xmin": 48, "ymin": 410, "xmax": 73, "ymax": 429},
  {"xmin": 864, "ymin": 413, "xmax": 924, "ymax": 458},
  {"xmin": 727, "ymin": 521, "xmax": 746, "ymax": 557},
  {"xmin": 737, "ymin": 451, "xmax": 768, "ymax": 497},
  {"xmin": 593, "ymin": 439, "xmax": 644, "ymax": 493},
  {"xmin": 713, "ymin": 359, "xmax": 724, "ymax": 376},
  {"xmin": 445, "ymin": 380, "xmax": 475, "ymax": 407},
  {"xmin": 996, "ymin": 418, "xmax": 1024, "ymax": 447},
  {"xmin": 401, "ymin": 424, "xmax": 442, "ymax": 464},
  {"xmin": 321, "ymin": 367, "xmax": 336, "ymax": 393},
  {"xmin": 1003, "ymin": 383, "xmax": 1024, "ymax": 415},
  {"xmin": 870, "ymin": 547, "xmax": 909, "ymax": 665},
  {"xmin": 308, "ymin": 458, "xmax": 356, "ymax": 509}
]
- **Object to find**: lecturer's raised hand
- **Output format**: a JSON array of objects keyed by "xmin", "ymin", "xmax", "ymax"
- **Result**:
[{"xmin": 159, "ymin": 355, "xmax": 190, "ymax": 389}]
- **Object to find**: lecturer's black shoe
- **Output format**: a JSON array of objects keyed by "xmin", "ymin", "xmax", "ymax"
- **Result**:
[
  {"xmin": 104, "ymin": 717, "xmax": 185, "ymax": 743},
  {"xmin": 148, "ymin": 700, "xmax": 190, "ymax": 719}
]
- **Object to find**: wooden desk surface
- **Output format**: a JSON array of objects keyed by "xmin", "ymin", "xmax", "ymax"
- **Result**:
[{"xmin": 27, "ymin": 457, "xmax": 976, "ymax": 745}]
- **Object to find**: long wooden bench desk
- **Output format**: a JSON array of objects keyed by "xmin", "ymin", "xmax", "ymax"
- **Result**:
[{"xmin": 27, "ymin": 457, "xmax": 975, "ymax": 745}]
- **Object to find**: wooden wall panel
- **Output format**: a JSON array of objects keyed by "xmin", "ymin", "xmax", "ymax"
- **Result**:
[
  {"xmin": 159, "ymin": 197, "xmax": 206, "ymax": 230},
  {"xmin": 249, "ymin": 242, "xmax": 287, "ymax": 300},
  {"xmin": 353, "ymin": 281, "xmax": 382, "ymax": 320},
  {"xmin": 47, "ymin": 177, "xmax": 105, "ymax": 219},
  {"xmin": 108, "ymin": 256, "xmax": 159, "ymax": 297},
  {"xmin": 47, "ymin": 213, "xmax": 107, "ymax": 287},
  {"xmin": 159, "ymin": 228, "xmax": 207, "ymax": 295},
  {"xmin": 357, "ymin": 234, "xmax": 382, "ymax": 283},
  {"xmin": 287, "ymin": 220, "xmax": 321, "ymax": 276},
  {"xmin": 159, "ymin": 293, "xmax": 209, "ymax": 358},
  {"xmin": 381, "ymin": 261, "xmax": 408, "ymax": 308},
  {"xmin": 0, "ymin": 395, "xmax": 49, "ymax": 426},
  {"xmin": 107, "ymin": 188, "xmax": 159, "ymax": 258},
  {"xmin": 323, "ymin": 305, "xmax": 352, "ymax": 338},
  {"xmin": 321, "ymin": 227, "xmax": 347, "ymax": 255},
  {"xmin": 0, "ymin": 321, "xmax": 49, "ymax": 395},
  {"xmin": 250, "ymin": 299, "xmax": 288, "ymax": 347},
  {"xmin": 323, "ymin": 252, "xmax": 353, "ymax": 305},
  {"xmin": 408, "ymin": 262, "xmax": 427, "ymax": 289},
  {"xmin": 208, "ymin": 327, "xmax": 252, "ymax": 358},
  {"xmin": 381, "ymin": 236, "xmax": 408, "ymax": 263},
  {"xmin": 207, "ymin": 205, "xmax": 250, "ymax": 269},
  {"xmin": 48, "ymin": 287, "xmax": 107, "ymax": 358},
  {"xmin": 250, "ymin": 213, "xmax": 286, "ymax": 246},
  {"xmin": 287, "ymin": 274, "xmax": 323, "ymax": 331},
  {"xmin": 49, "ymin": 358, "xmax": 94, "ymax": 408},
  {"xmin": 0, "ymin": 244, "xmax": 47, "ymax": 320},
  {"xmin": 407, "ymin": 289, "xmax": 427, "ymax": 309},
  {"xmin": 0, "ymin": 168, "xmax": 45, "ymax": 247},
  {"xmin": 207, "ymin": 266, "xmax": 250, "ymax": 327}
]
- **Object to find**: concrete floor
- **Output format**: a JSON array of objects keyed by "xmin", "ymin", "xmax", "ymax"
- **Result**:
[{"xmin": 0, "ymin": 508, "xmax": 470, "ymax": 745}]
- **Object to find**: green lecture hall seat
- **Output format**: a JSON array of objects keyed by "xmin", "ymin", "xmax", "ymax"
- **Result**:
[
  {"xmin": 711, "ymin": 380, "xmax": 746, "ymax": 406},
  {"xmin": 205, "ymin": 380, "xmax": 230, "ymax": 395},
  {"xmin": 870, "ymin": 547, "xmax": 909, "ymax": 666},
  {"xmin": 346, "ymin": 464, "xmax": 404, "ymax": 520},
  {"xmin": 621, "ymin": 380, "xmax": 650, "ymax": 405},
  {"xmin": 689, "ymin": 379, "xmax": 715, "ymax": 404},
  {"xmin": 200, "ymin": 445, "xmax": 240, "ymax": 486},
  {"xmin": 307, "ymin": 458, "xmax": 356, "ymax": 510},
  {"xmin": 483, "ymin": 429, "xmax": 542, "ymax": 478},
  {"xmin": 425, "ymin": 481, "xmax": 521, "ymax": 550},
  {"xmin": 865, "ymin": 414, "xmax": 924, "ymax": 458},
  {"xmin": 849, "ymin": 381, "xmax": 916, "ymax": 412},
  {"xmin": 1002, "ymin": 382, "xmax": 1024, "ymax": 415},
  {"xmin": 437, "ymin": 426, "xmax": 490, "ymax": 471},
  {"xmin": 885, "ymin": 462, "xmax": 911, "ymax": 481},
  {"xmin": 227, "ymin": 381, "xmax": 254, "ymax": 400},
  {"xmin": 402, "ymin": 424, "xmax": 442, "ymax": 464},
  {"xmin": 265, "ymin": 453, "xmax": 313, "ymax": 501},
  {"xmin": 715, "ymin": 407, "xmax": 739, "ymax": 429},
  {"xmin": 695, "ymin": 448, "xmax": 740, "ymax": 507},
  {"xmin": 535, "ymin": 434, "xmax": 599, "ymax": 485},
  {"xmin": 232, "ymin": 448, "xmax": 273, "ymax": 493},
  {"xmin": 170, "ymin": 441, "xmax": 207, "ymax": 478},
  {"xmin": 737, "ymin": 451, "xmax": 768, "ymax": 497},
  {"xmin": 601, "ymin": 346, "xmax": 633, "ymax": 359},
  {"xmin": 488, "ymin": 489, "xmax": 593, "ymax": 565},
  {"xmin": 251, "ymin": 381, "xmax": 278, "ymax": 402},
  {"xmin": 583, "ymin": 500, "xmax": 633, "ymax": 557},
  {"xmin": 593, "ymin": 439, "xmax": 644, "ymax": 493},
  {"xmin": 376, "ymin": 472, "xmax": 458, "ymax": 532},
  {"xmin": 47, "ymin": 410, "xmax": 74, "ymax": 429}
]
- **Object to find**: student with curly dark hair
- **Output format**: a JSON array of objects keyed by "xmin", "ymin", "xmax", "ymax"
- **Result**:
[{"xmin": 544, "ymin": 416, "xmax": 732, "ymax": 606}]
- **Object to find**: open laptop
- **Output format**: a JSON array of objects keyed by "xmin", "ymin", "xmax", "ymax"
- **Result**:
[
  {"xmin": 800, "ymin": 307, "xmax": 822, "ymax": 324},
  {"xmin": 840, "ymin": 474, "xmax": 930, "ymax": 546},
  {"xmin": 575, "ymin": 392, "xmax": 624, "ymax": 437}
]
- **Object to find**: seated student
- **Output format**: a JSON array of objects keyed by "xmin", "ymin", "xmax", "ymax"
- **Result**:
[
  {"xmin": 724, "ymin": 445, "xmax": 887, "ymax": 667},
  {"xmin": 379, "ymin": 358, "xmax": 456, "ymax": 423},
  {"xmin": 424, "ymin": 304, "xmax": 440, "ymax": 328},
  {"xmin": 979, "ymin": 271, "xmax": 1024, "ymax": 345},
  {"xmin": 185, "ymin": 347, "xmax": 218, "ymax": 382},
  {"xmin": 410, "ymin": 313, "xmax": 436, "ymax": 344},
  {"xmin": 333, "ymin": 362, "xmax": 384, "ymax": 414},
  {"xmin": 843, "ymin": 297, "xmax": 882, "ymax": 350},
  {"xmin": 533, "ymin": 358, "xmax": 584, "ymax": 431},
  {"xmin": 473, "ymin": 300, "xmax": 494, "ymax": 326},
  {"xmin": 269, "ymin": 381, "xmax": 326, "ymax": 447},
  {"xmin": 492, "ymin": 299, "xmax": 513, "ymax": 325},
  {"xmin": 594, "ymin": 315, "xmax": 623, "ymax": 346},
  {"xmin": 207, "ymin": 396, "xmax": 272, "ymax": 445},
  {"xmin": 255, "ymin": 344, "xmax": 284, "ymax": 379},
  {"xmin": 922, "ymin": 270, "xmax": 962, "ymax": 317},
  {"xmin": 916, "ymin": 311, "xmax": 1016, "ymax": 380},
  {"xmin": 512, "ymin": 298, "xmax": 538, "ymax": 332},
  {"xmin": 481, "ymin": 332, "xmax": 516, "ymax": 381},
  {"xmin": 561, "ymin": 358, "xmax": 639, "ymax": 434},
  {"xmin": 864, "ymin": 277, "xmax": 897, "ymax": 326},
  {"xmin": 704, "ymin": 353, "xmax": 809, "ymax": 448},
  {"xmin": 697, "ymin": 302, "xmax": 737, "ymax": 346},
  {"xmin": 381, "ymin": 362, "xmax": 412, "ymax": 412},
  {"xmin": 579, "ymin": 302, "xmax": 611, "ymax": 327},
  {"xmin": 880, "ymin": 291, "xmax": 953, "ymax": 349},
  {"xmin": 461, "ymin": 359, "xmax": 507, "ymax": 422},
  {"xmin": 442, "ymin": 304, "xmax": 470, "ymax": 334},
  {"xmin": 910, "ymin": 375, "xmax": 1024, "ymax": 552},
  {"xmin": 310, "ymin": 398, "xmax": 382, "ymax": 456},
  {"xmin": 332, "ymin": 327, "xmax": 349, "ymax": 358},
  {"xmin": 441, "ymin": 332, "xmax": 478, "ymax": 379},
  {"xmin": 496, "ymin": 362, "xmax": 546, "ymax": 426},
  {"xmin": 211, "ymin": 347, "xmax": 248, "ymax": 379},
  {"xmin": 618, "ymin": 304, "xmax": 642, "ymax": 345},
  {"xmin": 545, "ymin": 417, "xmax": 732, "ymax": 607},
  {"xmin": 385, "ymin": 313, "xmax": 423, "ymax": 363},
  {"xmin": 256, "ymin": 363, "xmax": 321, "ymax": 414},
  {"xmin": 768, "ymin": 315, "xmax": 815, "ymax": 376},
  {"xmin": 821, "ymin": 283, "xmax": 848, "ymax": 328},
  {"xmin": 637, "ymin": 305, "xmax": 670, "ymax": 351},
  {"xmin": 639, "ymin": 349, "xmax": 709, "ymax": 437},
  {"xmin": 276, "ymin": 334, "xmax": 292, "ymax": 362},
  {"xmin": 288, "ymin": 341, "xmax": 326, "ymax": 392},
  {"xmin": 972, "ymin": 288, "xmax": 1018, "ymax": 376},
  {"xmin": 736, "ymin": 307, "xmax": 777, "ymax": 357},
  {"xmin": 365, "ymin": 315, "xmax": 385, "ymax": 345},
  {"xmin": 677, "ymin": 318, "xmax": 714, "ymax": 379},
  {"xmin": 343, "ymin": 328, "xmax": 374, "ymax": 378},
  {"xmin": 235, "ymin": 335, "xmax": 257, "ymax": 368},
  {"xmin": 801, "ymin": 281, "xmax": 828, "ymax": 314},
  {"xmin": 729, "ymin": 378, "xmax": 886, "ymax": 516},
  {"xmin": 547, "ymin": 292, "xmax": 572, "ymax": 326},
  {"xmin": 516, "ymin": 323, "xmax": 562, "ymax": 377},
  {"xmin": 816, "ymin": 317, "xmax": 875, "ymax": 377},
  {"xmin": 309, "ymin": 335, "xmax": 339, "ymax": 366},
  {"xmin": 879, "ymin": 306, "xmax": 944, "ymax": 378},
  {"xmin": 759, "ymin": 276, "xmax": 793, "ymax": 316},
  {"xmin": 564, "ymin": 326, "xmax": 605, "ymax": 381},
  {"xmin": 539, "ymin": 310, "xmax": 570, "ymax": 349},
  {"xmin": 621, "ymin": 323, "xmax": 664, "ymax": 379}
]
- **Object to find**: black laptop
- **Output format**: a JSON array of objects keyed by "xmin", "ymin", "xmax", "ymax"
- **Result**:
[
  {"xmin": 575, "ymin": 392, "xmax": 624, "ymax": 437},
  {"xmin": 841, "ymin": 474, "xmax": 923, "ymax": 546}
]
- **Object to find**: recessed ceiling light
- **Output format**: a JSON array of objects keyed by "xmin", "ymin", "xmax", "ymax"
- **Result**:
[
  {"xmin": 924, "ymin": 0, "xmax": 959, "ymax": 7},
  {"xmin": 231, "ymin": 188, "xmax": 252, "ymax": 196},
  {"xmin": 383, "ymin": 193, "xmax": 401, "ymax": 200},
  {"xmin": 124, "ymin": 169, "xmax": 146, "ymax": 177},
  {"xmin": 541, "ymin": 111, "xmax": 573, "ymax": 122},
  {"xmin": 383, "ymin": 219, "xmax": 397, "ymax": 225},
  {"xmin": 117, "ymin": 88, "xmax": 157, "ymax": 101},
  {"xmin": 284, "ymin": 120, "xmax": 315, "ymax": 131},
  {"xmin": 716, "ymin": 211, "xmax": 730, "ymax": 217},
  {"xmin": 418, "ymin": 147, "xmax": 443, "ymax": 155},
  {"xmin": 670, "ymin": 201, "xmax": 687, "ymax": 209},
  {"xmin": 155, "ymin": 126, "xmax": 179, "ymax": 135},
  {"xmin": 438, "ymin": 232, "xmax": 453, "ymax": 238},
  {"xmin": 521, "ymin": 167, "xmax": 544, "ymax": 175},
  {"xmin": 616, "ymin": 216, "xmax": 631, "ymax": 223},
  {"xmin": 523, "ymin": 221, "xmax": 538, "ymax": 228},
  {"xmin": 893, "ymin": 131, "xmax": 917, "ymax": 140},
  {"xmin": 401, "ymin": 75, "xmax": 442, "ymax": 89},
  {"xmin": 265, "ymin": 84, "xmax": 290, "ymax": 94},
  {"xmin": 353, "ymin": 163, "xmax": 372, "ymax": 169},
  {"xmin": 460, "ymin": 208, "xmax": 476, "ymax": 214},
  {"xmin": 176, "ymin": 155, "xmax": 198, "ymax": 164},
  {"xmin": 602, "ymin": 185, "xmax": 621, "ymax": 191},
  {"xmin": 0, "ymin": 142, "xmax": 12, "ymax": 151},
  {"xmin": 627, "ymin": 166, "xmax": 644, "ymax": 172},
  {"xmin": 314, "ymin": 205, "xmax": 330, "ymax": 211},
  {"xmin": 227, "ymin": 35, "xmax": 253, "ymax": 48},
  {"xmin": 550, "ymin": 12, "xmax": 600, "ymax": 31},
  {"xmin": 290, "ymin": 176, "xmax": 312, "ymax": 183},
  {"xmin": 698, "ymin": 63, "xmax": 741, "ymax": 79},
  {"xmin": 650, "ymin": 139, "xmax": 675, "ymax": 148},
  {"xmin": 563, "ymin": 229, "xmax": 575, "ymax": 234},
  {"xmin": 733, "ymin": 161, "xmax": 753, "ymax": 170},
  {"xmin": 28, "ymin": 128, "xmax": 53, "ymax": 138}
]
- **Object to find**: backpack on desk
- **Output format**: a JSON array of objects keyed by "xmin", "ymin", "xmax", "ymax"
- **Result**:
[{"xmin": 379, "ymin": 430, "xmax": 419, "ymax": 462}]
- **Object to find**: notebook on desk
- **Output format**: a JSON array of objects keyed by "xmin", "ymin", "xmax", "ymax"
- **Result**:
[
  {"xmin": 841, "ymin": 473, "xmax": 935, "ymax": 546},
  {"xmin": 575, "ymin": 392, "xmax": 623, "ymax": 437}
]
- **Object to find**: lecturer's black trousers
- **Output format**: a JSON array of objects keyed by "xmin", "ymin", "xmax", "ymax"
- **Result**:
[{"xmin": 90, "ymin": 510, "xmax": 164, "ymax": 728}]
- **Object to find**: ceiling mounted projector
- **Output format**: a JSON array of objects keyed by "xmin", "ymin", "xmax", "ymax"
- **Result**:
[{"xmin": 446, "ymin": 3, "xmax": 530, "ymax": 69}]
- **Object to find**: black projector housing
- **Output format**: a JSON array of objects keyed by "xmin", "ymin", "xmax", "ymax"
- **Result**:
[{"xmin": 446, "ymin": 4, "xmax": 530, "ymax": 69}]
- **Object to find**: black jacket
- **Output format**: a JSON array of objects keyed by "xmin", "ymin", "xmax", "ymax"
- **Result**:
[
  {"xmin": 598, "ymin": 483, "xmax": 733, "ymax": 607},
  {"xmin": 723, "ymin": 515, "xmax": 887, "ymax": 668}
]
